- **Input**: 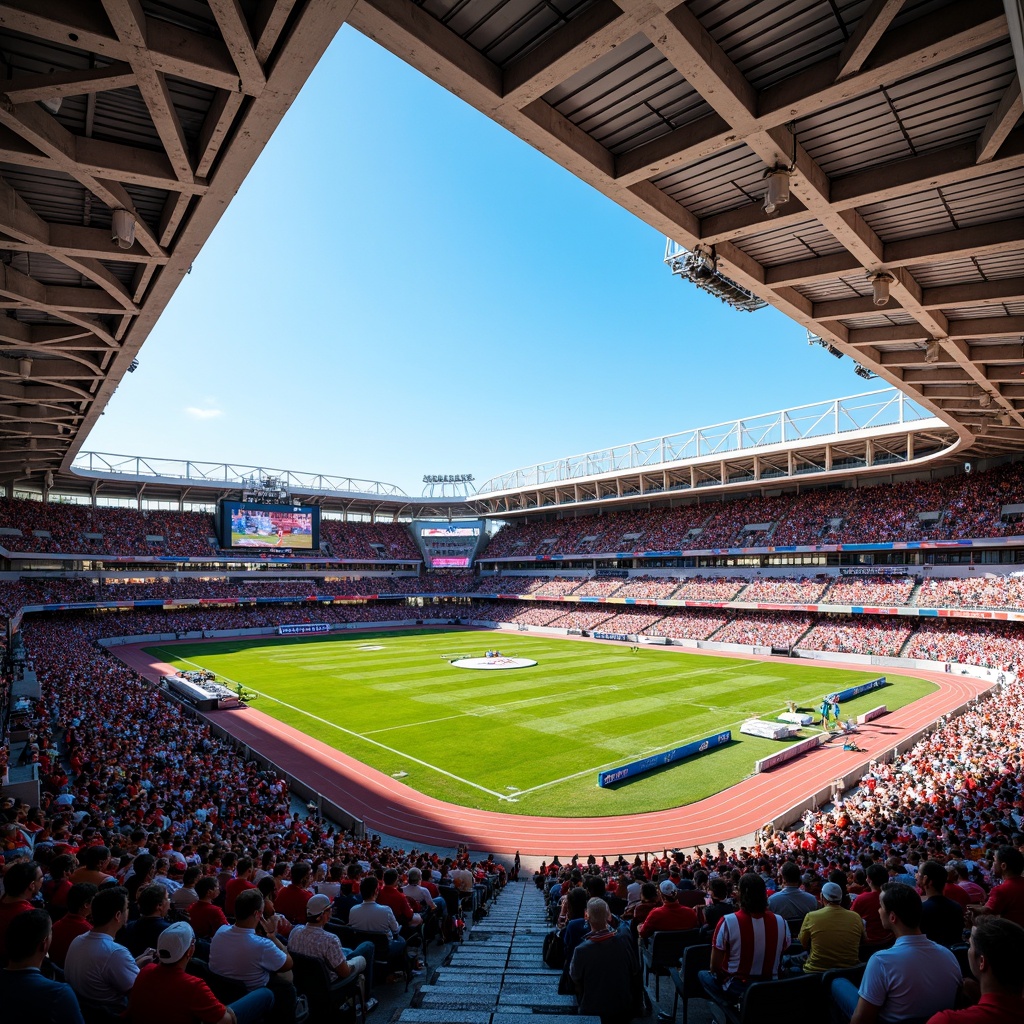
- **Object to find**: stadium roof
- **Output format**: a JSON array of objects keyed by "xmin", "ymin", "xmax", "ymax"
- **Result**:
[{"xmin": 0, "ymin": 1, "xmax": 1021, "ymax": 495}]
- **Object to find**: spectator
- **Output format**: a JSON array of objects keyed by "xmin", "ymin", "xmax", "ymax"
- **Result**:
[
  {"xmin": 767, "ymin": 861, "xmax": 818, "ymax": 935},
  {"xmin": 0, "ymin": 908, "xmax": 85, "ymax": 1023},
  {"xmin": 49, "ymin": 883, "xmax": 96, "ymax": 969},
  {"xmin": 286, "ymin": 893, "xmax": 377, "ymax": 1012},
  {"xmin": 0, "ymin": 860, "xmax": 42, "ymax": 961},
  {"xmin": 225, "ymin": 858, "xmax": 256, "ymax": 920},
  {"xmin": 129, "ymin": 919, "xmax": 274, "ymax": 1024},
  {"xmin": 699, "ymin": 874, "xmax": 790, "ymax": 1004},
  {"xmin": 796, "ymin": 881, "xmax": 864, "ymax": 973},
  {"xmin": 272, "ymin": 861, "xmax": 313, "ymax": 926},
  {"xmin": 568, "ymin": 897, "xmax": 639, "ymax": 1024},
  {"xmin": 190, "ymin": 877, "xmax": 229, "ymax": 941},
  {"xmin": 637, "ymin": 880, "xmax": 698, "ymax": 939},
  {"xmin": 347, "ymin": 876, "xmax": 407, "ymax": 966},
  {"xmin": 918, "ymin": 861, "xmax": 965, "ymax": 947},
  {"xmin": 121, "ymin": 882, "xmax": 173, "ymax": 956},
  {"xmin": 208, "ymin": 888, "xmax": 293, "ymax": 1023},
  {"xmin": 926, "ymin": 917, "xmax": 1024, "ymax": 1024},
  {"xmin": 971, "ymin": 846, "xmax": 1024, "ymax": 928},
  {"xmin": 831, "ymin": 883, "xmax": 961, "ymax": 1024},
  {"xmin": 851, "ymin": 864, "xmax": 894, "ymax": 953},
  {"xmin": 65, "ymin": 885, "xmax": 147, "ymax": 1014}
]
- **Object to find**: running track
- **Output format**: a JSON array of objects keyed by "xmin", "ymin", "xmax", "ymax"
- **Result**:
[{"xmin": 114, "ymin": 634, "xmax": 991, "ymax": 856}]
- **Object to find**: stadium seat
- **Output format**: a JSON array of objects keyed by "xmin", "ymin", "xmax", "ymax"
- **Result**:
[
  {"xmin": 291, "ymin": 949, "xmax": 365, "ymax": 1024},
  {"xmin": 665, "ymin": 944, "xmax": 711, "ymax": 1024},
  {"xmin": 338, "ymin": 926, "xmax": 411, "ymax": 990},
  {"xmin": 641, "ymin": 928, "xmax": 703, "ymax": 998},
  {"xmin": 727, "ymin": 972, "xmax": 822, "ymax": 1024}
]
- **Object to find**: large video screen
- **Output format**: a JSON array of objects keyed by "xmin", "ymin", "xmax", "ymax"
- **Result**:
[
  {"xmin": 420, "ymin": 527, "xmax": 480, "ymax": 537},
  {"xmin": 220, "ymin": 502, "xmax": 319, "ymax": 551},
  {"xmin": 431, "ymin": 556, "xmax": 471, "ymax": 567}
]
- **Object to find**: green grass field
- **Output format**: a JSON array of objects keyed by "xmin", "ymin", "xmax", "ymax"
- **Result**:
[{"xmin": 147, "ymin": 630, "xmax": 937, "ymax": 817}]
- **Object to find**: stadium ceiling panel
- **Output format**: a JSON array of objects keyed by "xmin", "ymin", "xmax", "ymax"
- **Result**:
[
  {"xmin": 0, "ymin": 0, "xmax": 353, "ymax": 482},
  {"xmin": 0, "ymin": 0, "xmax": 1021, "ymax": 502}
]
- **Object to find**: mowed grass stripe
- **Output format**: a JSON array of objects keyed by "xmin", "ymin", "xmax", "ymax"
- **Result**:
[{"xmin": 148, "ymin": 631, "xmax": 937, "ymax": 817}]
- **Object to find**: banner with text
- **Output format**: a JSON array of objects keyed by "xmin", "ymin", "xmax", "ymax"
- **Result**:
[
  {"xmin": 278, "ymin": 622, "xmax": 330, "ymax": 635},
  {"xmin": 598, "ymin": 730, "xmax": 731, "ymax": 787}
]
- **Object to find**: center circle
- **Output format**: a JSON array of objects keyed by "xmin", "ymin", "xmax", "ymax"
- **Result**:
[{"xmin": 450, "ymin": 656, "xmax": 538, "ymax": 670}]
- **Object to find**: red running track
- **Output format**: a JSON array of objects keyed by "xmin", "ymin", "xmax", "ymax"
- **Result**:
[{"xmin": 114, "ymin": 635, "xmax": 991, "ymax": 856}]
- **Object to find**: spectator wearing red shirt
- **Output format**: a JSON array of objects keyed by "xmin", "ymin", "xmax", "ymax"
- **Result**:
[
  {"xmin": 927, "ymin": 917, "xmax": 1024, "ymax": 1024},
  {"xmin": 188, "ymin": 877, "xmax": 228, "ymax": 941},
  {"xmin": 850, "ymin": 863, "xmax": 892, "ymax": 950},
  {"xmin": 638, "ymin": 881, "xmax": 698, "ymax": 939},
  {"xmin": 224, "ymin": 857, "xmax": 256, "ymax": 920},
  {"xmin": 377, "ymin": 868, "xmax": 423, "ymax": 934},
  {"xmin": 273, "ymin": 862, "xmax": 314, "ymax": 925},
  {"xmin": 699, "ymin": 874, "xmax": 790, "ymax": 1004},
  {"xmin": 129, "ymin": 920, "xmax": 273, "ymax": 1024},
  {"xmin": 49, "ymin": 883, "xmax": 96, "ymax": 969},
  {"xmin": 0, "ymin": 861, "xmax": 43, "ymax": 962},
  {"xmin": 975, "ymin": 847, "xmax": 1024, "ymax": 928}
]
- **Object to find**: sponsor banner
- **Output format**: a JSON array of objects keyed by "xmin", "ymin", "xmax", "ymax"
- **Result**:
[
  {"xmin": 834, "ymin": 675, "xmax": 887, "ymax": 703},
  {"xmin": 278, "ymin": 622, "xmax": 330, "ymax": 635},
  {"xmin": 596, "ymin": 569, "xmax": 630, "ymax": 577},
  {"xmin": 840, "ymin": 566, "xmax": 910, "ymax": 576},
  {"xmin": 598, "ymin": 731, "xmax": 731, "ymax": 787},
  {"xmin": 640, "ymin": 635, "xmax": 670, "ymax": 645},
  {"xmin": 593, "ymin": 631, "xmax": 629, "ymax": 641},
  {"xmin": 755, "ymin": 734, "xmax": 822, "ymax": 773}
]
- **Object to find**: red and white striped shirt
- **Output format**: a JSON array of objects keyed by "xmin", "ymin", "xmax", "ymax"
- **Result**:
[{"xmin": 711, "ymin": 909, "xmax": 790, "ymax": 983}]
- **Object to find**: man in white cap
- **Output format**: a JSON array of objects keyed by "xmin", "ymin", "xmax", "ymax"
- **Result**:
[
  {"xmin": 796, "ymin": 881, "xmax": 864, "ymax": 974},
  {"xmin": 287, "ymin": 894, "xmax": 379, "ymax": 1012},
  {"xmin": 129, "ymin": 920, "xmax": 274, "ymax": 1024},
  {"xmin": 638, "ymin": 880, "xmax": 699, "ymax": 939}
]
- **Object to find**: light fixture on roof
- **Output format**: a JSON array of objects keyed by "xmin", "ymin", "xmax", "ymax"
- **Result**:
[
  {"xmin": 762, "ymin": 167, "xmax": 791, "ymax": 217},
  {"xmin": 111, "ymin": 209, "xmax": 136, "ymax": 250},
  {"xmin": 1001, "ymin": 411, "xmax": 1015, "ymax": 427},
  {"xmin": 868, "ymin": 271, "xmax": 895, "ymax": 307},
  {"xmin": 18, "ymin": 356, "xmax": 32, "ymax": 378},
  {"xmin": 979, "ymin": 391, "xmax": 993, "ymax": 408},
  {"xmin": 853, "ymin": 363, "xmax": 876, "ymax": 380},
  {"xmin": 40, "ymin": 96, "xmax": 62, "ymax": 115},
  {"xmin": 924, "ymin": 340, "xmax": 942, "ymax": 364}
]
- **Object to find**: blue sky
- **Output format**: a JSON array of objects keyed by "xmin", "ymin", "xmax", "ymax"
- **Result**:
[{"xmin": 85, "ymin": 26, "xmax": 861, "ymax": 495}]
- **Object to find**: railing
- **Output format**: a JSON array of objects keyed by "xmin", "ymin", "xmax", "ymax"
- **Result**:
[
  {"xmin": 70, "ymin": 452, "xmax": 408, "ymax": 497},
  {"xmin": 476, "ymin": 389, "xmax": 946, "ymax": 494}
]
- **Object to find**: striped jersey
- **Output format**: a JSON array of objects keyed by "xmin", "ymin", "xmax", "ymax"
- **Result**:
[{"xmin": 711, "ymin": 909, "xmax": 791, "ymax": 983}]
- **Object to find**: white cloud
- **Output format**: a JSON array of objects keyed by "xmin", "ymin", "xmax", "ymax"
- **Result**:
[{"xmin": 185, "ymin": 406, "xmax": 224, "ymax": 420}]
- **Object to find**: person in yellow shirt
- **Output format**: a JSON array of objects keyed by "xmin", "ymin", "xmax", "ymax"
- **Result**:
[{"xmin": 798, "ymin": 882, "xmax": 865, "ymax": 973}]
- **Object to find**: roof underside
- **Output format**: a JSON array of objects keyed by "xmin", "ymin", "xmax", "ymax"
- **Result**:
[{"xmin": 0, "ymin": 0, "xmax": 1021, "ymax": 497}]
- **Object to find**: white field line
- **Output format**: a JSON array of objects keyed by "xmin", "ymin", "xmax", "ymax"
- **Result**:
[
  {"xmin": 150, "ymin": 649, "xmax": 513, "ymax": 802},
  {"xmin": 362, "ymin": 713, "xmax": 475, "ymax": 735}
]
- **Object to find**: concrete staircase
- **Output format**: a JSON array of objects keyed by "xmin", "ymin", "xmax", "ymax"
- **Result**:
[{"xmin": 397, "ymin": 880, "xmax": 600, "ymax": 1024}]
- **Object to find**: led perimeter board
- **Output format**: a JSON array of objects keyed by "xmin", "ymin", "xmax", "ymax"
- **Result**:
[{"xmin": 218, "ymin": 501, "xmax": 319, "ymax": 550}]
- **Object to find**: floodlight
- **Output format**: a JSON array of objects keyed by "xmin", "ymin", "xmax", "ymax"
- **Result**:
[
  {"xmin": 111, "ymin": 209, "xmax": 136, "ymax": 249},
  {"xmin": 924, "ymin": 340, "xmax": 941, "ymax": 364},
  {"xmin": 869, "ymin": 272, "xmax": 894, "ymax": 307},
  {"xmin": 978, "ymin": 392, "xmax": 993, "ymax": 408},
  {"xmin": 763, "ymin": 168, "xmax": 791, "ymax": 217},
  {"xmin": 18, "ymin": 357, "xmax": 32, "ymax": 378}
]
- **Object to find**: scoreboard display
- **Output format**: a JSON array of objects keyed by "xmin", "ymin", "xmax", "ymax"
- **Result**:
[{"xmin": 219, "ymin": 501, "xmax": 319, "ymax": 550}]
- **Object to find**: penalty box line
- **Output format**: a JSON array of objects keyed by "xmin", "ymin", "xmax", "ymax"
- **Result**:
[{"xmin": 149, "ymin": 648, "xmax": 514, "ymax": 803}]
